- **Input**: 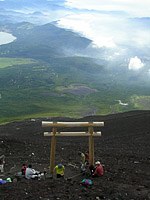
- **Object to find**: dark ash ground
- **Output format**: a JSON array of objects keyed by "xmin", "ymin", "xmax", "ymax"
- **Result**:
[{"xmin": 0, "ymin": 110, "xmax": 150, "ymax": 200}]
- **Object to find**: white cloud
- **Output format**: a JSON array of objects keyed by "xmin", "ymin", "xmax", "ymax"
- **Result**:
[
  {"xmin": 128, "ymin": 56, "xmax": 145, "ymax": 70},
  {"xmin": 65, "ymin": 0, "xmax": 150, "ymax": 17},
  {"xmin": 57, "ymin": 12, "xmax": 150, "ymax": 49},
  {"xmin": 58, "ymin": 13, "xmax": 118, "ymax": 48},
  {"xmin": 114, "ymin": 52, "xmax": 120, "ymax": 56}
]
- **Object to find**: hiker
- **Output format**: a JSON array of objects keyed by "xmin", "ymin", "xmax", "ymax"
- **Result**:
[
  {"xmin": 85, "ymin": 152, "xmax": 89, "ymax": 165},
  {"xmin": 54, "ymin": 163, "xmax": 65, "ymax": 178},
  {"xmin": 88, "ymin": 164, "xmax": 96, "ymax": 176},
  {"xmin": 25, "ymin": 164, "xmax": 41, "ymax": 179},
  {"xmin": 78, "ymin": 152, "xmax": 86, "ymax": 173},
  {"xmin": 92, "ymin": 161, "xmax": 104, "ymax": 177},
  {"xmin": 21, "ymin": 164, "xmax": 27, "ymax": 175},
  {"xmin": 0, "ymin": 155, "xmax": 5, "ymax": 173}
]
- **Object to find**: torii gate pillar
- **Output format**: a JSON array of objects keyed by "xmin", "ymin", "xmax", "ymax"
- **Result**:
[
  {"xmin": 50, "ymin": 127, "xmax": 56, "ymax": 174},
  {"xmin": 88, "ymin": 126, "xmax": 94, "ymax": 165}
]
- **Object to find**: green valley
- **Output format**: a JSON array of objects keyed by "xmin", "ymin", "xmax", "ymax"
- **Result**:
[
  {"xmin": 0, "ymin": 22, "xmax": 150, "ymax": 124},
  {"xmin": 0, "ymin": 57, "xmax": 37, "ymax": 69}
]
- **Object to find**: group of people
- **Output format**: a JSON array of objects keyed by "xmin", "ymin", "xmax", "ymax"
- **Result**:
[
  {"xmin": 21, "ymin": 163, "xmax": 65, "ymax": 179},
  {"xmin": 54, "ymin": 151, "xmax": 104, "ymax": 179},
  {"xmin": 1, "ymin": 152, "xmax": 103, "ymax": 179},
  {"xmin": 21, "ymin": 164, "xmax": 41, "ymax": 179},
  {"xmin": 89, "ymin": 161, "xmax": 104, "ymax": 177},
  {"xmin": 78, "ymin": 151, "xmax": 104, "ymax": 177}
]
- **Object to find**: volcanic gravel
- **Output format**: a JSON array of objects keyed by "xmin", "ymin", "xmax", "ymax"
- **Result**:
[{"xmin": 0, "ymin": 110, "xmax": 150, "ymax": 200}]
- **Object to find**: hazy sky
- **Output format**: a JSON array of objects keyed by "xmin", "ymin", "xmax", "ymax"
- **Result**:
[{"xmin": 64, "ymin": 0, "xmax": 150, "ymax": 17}]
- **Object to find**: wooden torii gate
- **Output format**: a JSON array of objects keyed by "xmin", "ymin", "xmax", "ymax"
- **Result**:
[{"xmin": 42, "ymin": 121, "xmax": 104, "ymax": 174}]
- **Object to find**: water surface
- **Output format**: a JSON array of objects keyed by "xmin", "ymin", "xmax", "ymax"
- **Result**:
[{"xmin": 0, "ymin": 32, "xmax": 16, "ymax": 45}]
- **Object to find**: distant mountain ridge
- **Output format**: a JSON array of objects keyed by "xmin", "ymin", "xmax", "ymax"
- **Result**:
[
  {"xmin": 0, "ymin": 0, "xmax": 67, "ymax": 24},
  {"xmin": 0, "ymin": 22, "xmax": 92, "ymax": 59},
  {"xmin": 0, "ymin": 0, "xmax": 63, "ymax": 9},
  {"xmin": 0, "ymin": 21, "xmax": 106, "ymax": 124}
]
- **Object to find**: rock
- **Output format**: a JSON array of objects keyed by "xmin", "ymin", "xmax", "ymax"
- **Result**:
[{"xmin": 45, "ymin": 174, "xmax": 53, "ymax": 179}]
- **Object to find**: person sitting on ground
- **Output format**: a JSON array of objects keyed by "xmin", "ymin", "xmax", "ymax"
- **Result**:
[
  {"xmin": 88, "ymin": 164, "xmax": 96, "ymax": 176},
  {"xmin": 0, "ymin": 155, "xmax": 5, "ymax": 173},
  {"xmin": 21, "ymin": 164, "xmax": 27, "ymax": 176},
  {"xmin": 54, "ymin": 163, "xmax": 65, "ymax": 178},
  {"xmin": 25, "ymin": 164, "xmax": 41, "ymax": 179},
  {"xmin": 92, "ymin": 161, "xmax": 104, "ymax": 177}
]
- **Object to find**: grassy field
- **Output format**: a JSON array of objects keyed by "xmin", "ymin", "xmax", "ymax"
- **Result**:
[
  {"xmin": 0, "ymin": 56, "xmax": 150, "ymax": 124},
  {"xmin": 0, "ymin": 75, "xmax": 147, "ymax": 125},
  {"xmin": 131, "ymin": 95, "xmax": 150, "ymax": 109},
  {"xmin": 0, "ymin": 57, "xmax": 37, "ymax": 69}
]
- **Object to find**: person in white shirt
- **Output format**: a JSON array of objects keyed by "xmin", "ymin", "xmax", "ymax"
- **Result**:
[{"xmin": 25, "ymin": 164, "xmax": 40, "ymax": 179}]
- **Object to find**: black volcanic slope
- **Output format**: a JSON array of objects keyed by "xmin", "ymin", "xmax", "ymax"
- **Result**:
[{"xmin": 0, "ymin": 110, "xmax": 150, "ymax": 200}]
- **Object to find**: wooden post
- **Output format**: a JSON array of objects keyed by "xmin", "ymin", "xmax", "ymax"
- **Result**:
[
  {"xmin": 42, "ymin": 121, "xmax": 104, "ymax": 127},
  {"xmin": 88, "ymin": 126, "xmax": 94, "ymax": 166},
  {"xmin": 50, "ymin": 127, "xmax": 56, "ymax": 175},
  {"xmin": 44, "ymin": 132, "xmax": 101, "ymax": 136}
]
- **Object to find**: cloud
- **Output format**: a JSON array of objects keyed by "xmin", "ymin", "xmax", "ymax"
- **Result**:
[
  {"xmin": 1, "ymin": 0, "xmax": 150, "ymax": 65},
  {"xmin": 58, "ymin": 13, "xmax": 117, "ymax": 48},
  {"xmin": 58, "ymin": 13, "xmax": 123, "ymax": 48},
  {"xmin": 57, "ymin": 12, "xmax": 150, "ymax": 49},
  {"xmin": 128, "ymin": 56, "xmax": 145, "ymax": 70},
  {"xmin": 64, "ymin": 0, "xmax": 150, "ymax": 17},
  {"xmin": 57, "ymin": 1, "xmax": 150, "ymax": 53}
]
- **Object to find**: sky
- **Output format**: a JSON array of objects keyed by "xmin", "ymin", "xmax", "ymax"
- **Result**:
[{"xmin": 64, "ymin": 0, "xmax": 150, "ymax": 17}]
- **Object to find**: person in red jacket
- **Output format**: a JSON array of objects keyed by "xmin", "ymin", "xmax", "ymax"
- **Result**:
[
  {"xmin": 93, "ymin": 161, "xmax": 104, "ymax": 177},
  {"xmin": 21, "ymin": 164, "xmax": 27, "ymax": 175},
  {"xmin": 85, "ymin": 152, "xmax": 89, "ymax": 165}
]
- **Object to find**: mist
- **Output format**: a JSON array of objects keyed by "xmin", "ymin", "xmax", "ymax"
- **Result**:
[
  {"xmin": 57, "ymin": 13, "xmax": 150, "ymax": 73},
  {"xmin": 1, "ymin": 0, "xmax": 150, "ymax": 74}
]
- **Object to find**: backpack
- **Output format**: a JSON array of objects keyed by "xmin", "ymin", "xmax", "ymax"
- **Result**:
[{"xmin": 81, "ymin": 179, "xmax": 92, "ymax": 186}]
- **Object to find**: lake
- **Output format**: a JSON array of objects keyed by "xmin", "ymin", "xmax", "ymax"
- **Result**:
[{"xmin": 0, "ymin": 32, "xmax": 16, "ymax": 45}]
